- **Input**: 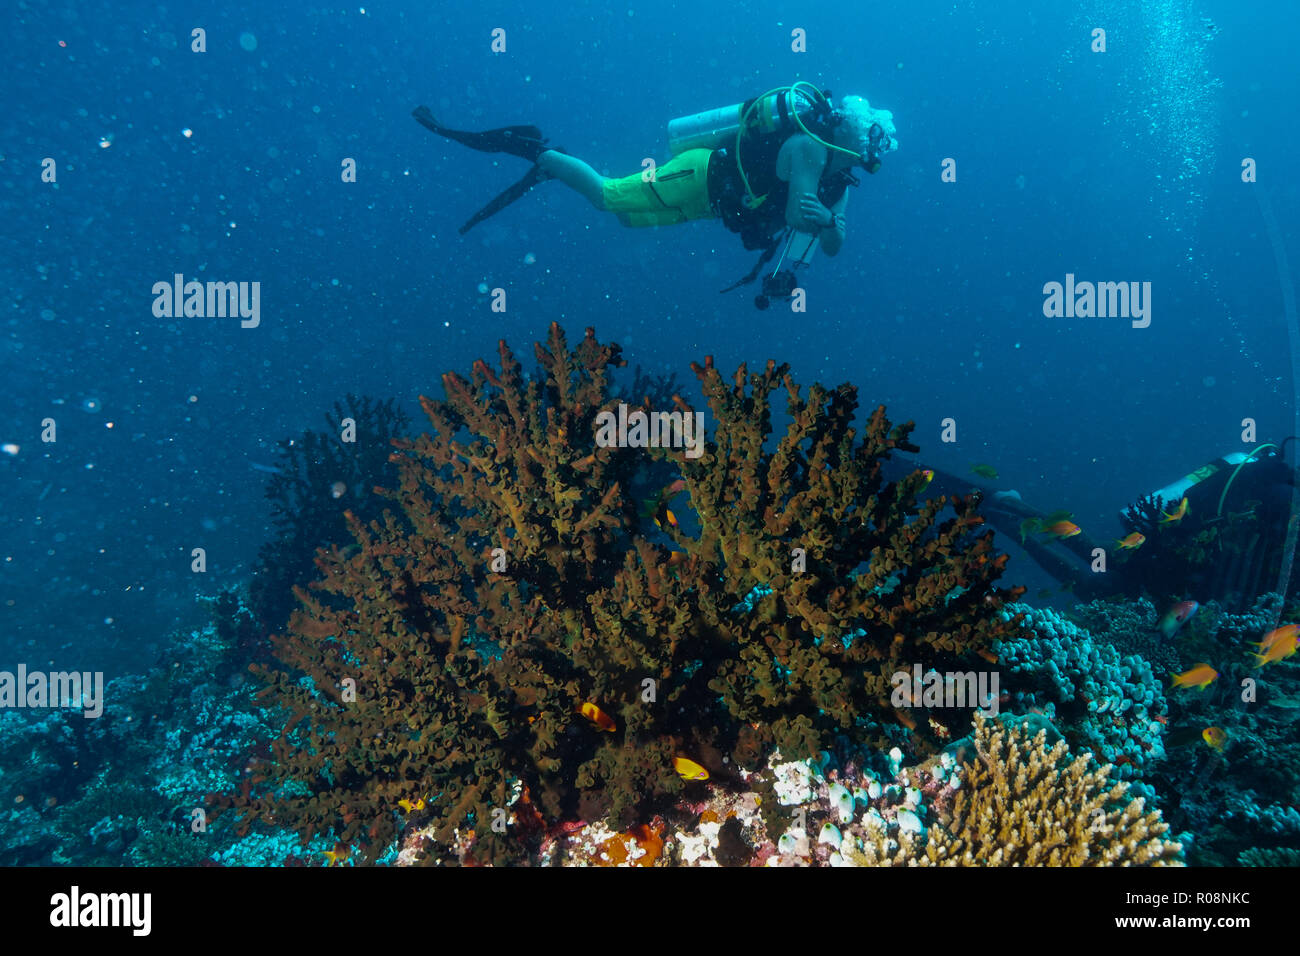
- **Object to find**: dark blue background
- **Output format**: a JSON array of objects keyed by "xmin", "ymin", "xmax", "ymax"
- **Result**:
[{"xmin": 2, "ymin": 0, "xmax": 1296, "ymax": 669}]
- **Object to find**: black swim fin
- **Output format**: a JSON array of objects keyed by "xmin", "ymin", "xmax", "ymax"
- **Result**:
[
  {"xmin": 413, "ymin": 105, "xmax": 549, "ymax": 162},
  {"xmin": 458, "ymin": 162, "xmax": 554, "ymax": 234}
]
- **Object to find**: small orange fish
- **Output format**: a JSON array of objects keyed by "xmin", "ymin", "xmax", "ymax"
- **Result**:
[
  {"xmin": 579, "ymin": 701, "xmax": 616, "ymax": 732},
  {"xmin": 919, "ymin": 469, "xmax": 935, "ymax": 487},
  {"xmin": 1171, "ymin": 663, "xmax": 1218, "ymax": 690},
  {"xmin": 664, "ymin": 478, "xmax": 687, "ymax": 497},
  {"xmin": 1202, "ymin": 726, "xmax": 1227, "ymax": 752},
  {"xmin": 673, "ymin": 756, "xmax": 709, "ymax": 781},
  {"xmin": 1041, "ymin": 520, "xmax": 1081, "ymax": 539},
  {"xmin": 1160, "ymin": 497, "xmax": 1190, "ymax": 524},
  {"xmin": 397, "ymin": 797, "xmax": 426, "ymax": 813},
  {"xmin": 1116, "ymin": 532, "xmax": 1145, "ymax": 550},
  {"xmin": 653, "ymin": 509, "xmax": 679, "ymax": 530},
  {"xmin": 1255, "ymin": 623, "xmax": 1298, "ymax": 651},
  {"xmin": 1251, "ymin": 625, "xmax": 1299, "ymax": 667},
  {"xmin": 977, "ymin": 647, "xmax": 999, "ymax": 664}
]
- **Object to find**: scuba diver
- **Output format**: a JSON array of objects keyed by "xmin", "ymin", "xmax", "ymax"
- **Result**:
[
  {"xmin": 924, "ymin": 443, "xmax": 1299, "ymax": 608},
  {"xmin": 412, "ymin": 83, "xmax": 899, "ymax": 308}
]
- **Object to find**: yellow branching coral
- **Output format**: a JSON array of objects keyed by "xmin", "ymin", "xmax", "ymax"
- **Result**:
[{"xmin": 852, "ymin": 715, "xmax": 1184, "ymax": 866}]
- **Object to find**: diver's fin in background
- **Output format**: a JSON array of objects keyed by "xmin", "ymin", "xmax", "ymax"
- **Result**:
[
  {"xmin": 413, "ymin": 106, "xmax": 549, "ymax": 162},
  {"xmin": 459, "ymin": 163, "xmax": 553, "ymax": 235}
]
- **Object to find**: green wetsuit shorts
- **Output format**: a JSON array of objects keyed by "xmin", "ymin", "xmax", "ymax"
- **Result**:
[{"xmin": 601, "ymin": 148, "xmax": 716, "ymax": 227}]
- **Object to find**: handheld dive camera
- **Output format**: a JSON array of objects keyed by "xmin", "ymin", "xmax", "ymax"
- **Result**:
[
  {"xmin": 755, "ymin": 229, "xmax": 821, "ymax": 309},
  {"xmin": 755, "ymin": 269, "xmax": 799, "ymax": 310}
]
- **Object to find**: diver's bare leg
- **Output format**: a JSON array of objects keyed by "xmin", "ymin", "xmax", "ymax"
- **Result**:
[{"xmin": 538, "ymin": 151, "xmax": 607, "ymax": 209}]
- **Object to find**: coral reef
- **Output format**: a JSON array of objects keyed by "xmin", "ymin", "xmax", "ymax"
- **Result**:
[
  {"xmin": 524, "ymin": 713, "xmax": 1182, "ymax": 867},
  {"xmin": 1238, "ymin": 846, "xmax": 1300, "ymax": 866},
  {"xmin": 614, "ymin": 363, "xmax": 686, "ymax": 410},
  {"xmin": 249, "ymin": 395, "xmax": 411, "ymax": 632},
  {"xmin": 219, "ymin": 324, "xmax": 1026, "ymax": 865},
  {"xmin": 994, "ymin": 603, "xmax": 1167, "ymax": 780},
  {"xmin": 845, "ymin": 715, "xmax": 1183, "ymax": 866},
  {"xmin": 0, "ymin": 598, "xmax": 288, "ymax": 866},
  {"xmin": 1068, "ymin": 596, "xmax": 1179, "ymax": 674}
]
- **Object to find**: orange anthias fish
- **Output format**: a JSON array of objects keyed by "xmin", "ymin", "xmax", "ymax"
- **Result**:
[
  {"xmin": 652, "ymin": 507, "xmax": 679, "ymax": 530},
  {"xmin": 1041, "ymin": 520, "xmax": 1081, "ymax": 539},
  {"xmin": 579, "ymin": 701, "xmax": 617, "ymax": 732},
  {"xmin": 1171, "ymin": 663, "xmax": 1219, "ymax": 690},
  {"xmin": 1160, "ymin": 497, "xmax": 1190, "ymax": 524},
  {"xmin": 1116, "ymin": 532, "xmax": 1145, "ymax": 550},
  {"xmin": 1255, "ymin": 623, "xmax": 1298, "ymax": 652},
  {"xmin": 673, "ymin": 756, "xmax": 709, "ymax": 781},
  {"xmin": 1202, "ymin": 727, "xmax": 1228, "ymax": 752},
  {"xmin": 397, "ymin": 797, "xmax": 426, "ymax": 813},
  {"xmin": 1251, "ymin": 624, "xmax": 1299, "ymax": 667}
]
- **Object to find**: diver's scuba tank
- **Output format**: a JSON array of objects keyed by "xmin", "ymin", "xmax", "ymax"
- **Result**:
[{"xmin": 667, "ymin": 86, "xmax": 827, "ymax": 155}]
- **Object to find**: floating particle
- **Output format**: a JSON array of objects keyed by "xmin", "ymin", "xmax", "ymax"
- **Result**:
[
  {"xmin": 477, "ymin": 282, "xmax": 489, "ymax": 294},
  {"xmin": 182, "ymin": 128, "xmax": 193, "ymax": 138},
  {"xmin": 239, "ymin": 32, "xmax": 258, "ymax": 51},
  {"xmin": 523, "ymin": 252, "xmax": 536, "ymax": 265},
  {"xmin": 331, "ymin": 481, "xmax": 347, "ymax": 499},
  {"xmin": 81, "ymin": 397, "xmax": 101, "ymax": 413},
  {"xmin": 2, "ymin": 443, "xmax": 18, "ymax": 455},
  {"xmin": 1202, "ymin": 375, "xmax": 1216, "ymax": 387},
  {"xmin": 99, "ymin": 135, "xmax": 112, "ymax": 149}
]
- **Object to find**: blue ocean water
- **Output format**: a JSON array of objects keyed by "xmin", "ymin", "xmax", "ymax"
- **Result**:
[{"xmin": 1, "ymin": 1, "xmax": 1297, "ymax": 869}]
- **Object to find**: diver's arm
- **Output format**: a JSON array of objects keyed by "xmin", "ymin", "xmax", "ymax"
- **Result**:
[
  {"xmin": 818, "ymin": 193, "xmax": 848, "ymax": 257},
  {"xmin": 783, "ymin": 137, "xmax": 829, "ymax": 233}
]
